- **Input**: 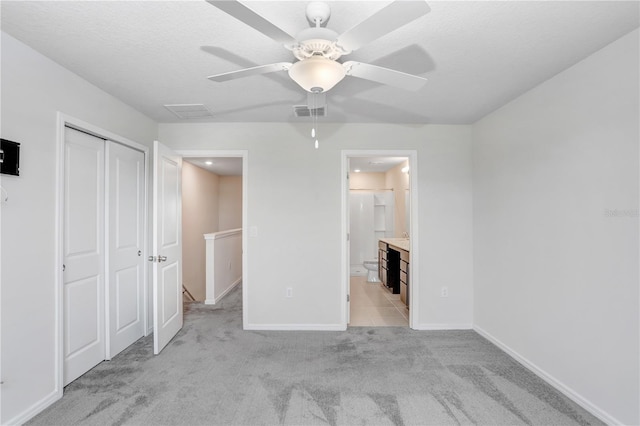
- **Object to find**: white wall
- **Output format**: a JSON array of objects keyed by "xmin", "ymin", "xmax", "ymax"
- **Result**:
[
  {"xmin": 218, "ymin": 175, "xmax": 242, "ymax": 230},
  {"xmin": 0, "ymin": 33, "xmax": 158, "ymax": 424},
  {"xmin": 349, "ymin": 172, "xmax": 385, "ymax": 189},
  {"xmin": 159, "ymin": 123, "xmax": 474, "ymax": 330},
  {"xmin": 204, "ymin": 229, "xmax": 242, "ymax": 304},
  {"xmin": 182, "ymin": 162, "xmax": 220, "ymax": 301},
  {"xmin": 386, "ymin": 160, "xmax": 410, "ymax": 238},
  {"xmin": 472, "ymin": 29, "xmax": 639, "ymax": 425}
]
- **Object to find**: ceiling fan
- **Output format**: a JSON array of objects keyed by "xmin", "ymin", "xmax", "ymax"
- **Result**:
[{"xmin": 206, "ymin": 0, "xmax": 431, "ymax": 94}]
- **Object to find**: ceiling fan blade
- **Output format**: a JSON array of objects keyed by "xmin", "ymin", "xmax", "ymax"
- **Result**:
[
  {"xmin": 337, "ymin": 0, "xmax": 431, "ymax": 53},
  {"xmin": 208, "ymin": 63, "xmax": 292, "ymax": 82},
  {"xmin": 206, "ymin": 1, "xmax": 296, "ymax": 45},
  {"xmin": 343, "ymin": 61, "xmax": 427, "ymax": 91}
]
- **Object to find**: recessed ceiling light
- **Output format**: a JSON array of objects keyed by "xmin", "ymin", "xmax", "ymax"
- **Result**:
[
  {"xmin": 354, "ymin": 169, "xmax": 361, "ymax": 173},
  {"xmin": 401, "ymin": 166, "xmax": 410, "ymax": 173},
  {"xmin": 205, "ymin": 161, "xmax": 213, "ymax": 165}
]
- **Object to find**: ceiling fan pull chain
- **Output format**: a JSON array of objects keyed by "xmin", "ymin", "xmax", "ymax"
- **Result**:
[{"xmin": 311, "ymin": 89, "xmax": 319, "ymax": 149}]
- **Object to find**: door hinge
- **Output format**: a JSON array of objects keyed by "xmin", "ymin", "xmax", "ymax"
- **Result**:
[
  {"xmin": 347, "ymin": 233, "xmax": 350, "ymax": 241},
  {"xmin": 347, "ymin": 294, "xmax": 350, "ymax": 302}
]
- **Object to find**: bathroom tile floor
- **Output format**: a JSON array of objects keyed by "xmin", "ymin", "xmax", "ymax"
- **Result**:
[{"xmin": 349, "ymin": 275, "xmax": 409, "ymax": 326}]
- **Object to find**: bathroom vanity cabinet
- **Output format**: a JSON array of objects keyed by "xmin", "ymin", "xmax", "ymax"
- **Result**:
[
  {"xmin": 400, "ymin": 249, "xmax": 409, "ymax": 307},
  {"xmin": 378, "ymin": 241, "xmax": 388, "ymax": 286},
  {"xmin": 378, "ymin": 238, "xmax": 410, "ymax": 308}
]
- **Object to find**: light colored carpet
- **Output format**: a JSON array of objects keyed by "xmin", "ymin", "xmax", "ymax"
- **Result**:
[{"xmin": 28, "ymin": 285, "xmax": 603, "ymax": 425}]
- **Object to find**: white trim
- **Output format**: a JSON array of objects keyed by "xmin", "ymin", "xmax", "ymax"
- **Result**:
[
  {"xmin": 341, "ymin": 150, "xmax": 419, "ymax": 329},
  {"xmin": 55, "ymin": 112, "xmax": 150, "ymax": 403},
  {"xmin": 104, "ymin": 141, "xmax": 112, "ymax": 360},
  {"xmin": 341, "ymin": 154, "xmax": 350, "ymax": 325},
  {"xmin": 203, "ymin": 228, "xmax": 242, "ymax": 240},
  {"xmin": 4, "ymin": 390, "xmax": 60, "ymax": 426},
  {"xmin": 176, "ymin": 149, "xmax": 246, "ymax": 158},
  {"xmin": 474, "ymin": 325, "xmax": 621, "ymax": 426},
  {"xmin": 413, "ymin": 323, "xmax": 473, "ymax": 330},
  {"xmin": 204, "ymin": 277, "xmax": 242, "ymax": 305},
  {"xmin": 54, "ymin": 114, "xmax": 66, "ymax": 403},
  {"xmin": 174, "ymin": 149, "xmax": 249, "ymax": 329},
  {"xmin": 244, "ymin": 324, "xmax": 347, "ymax": 331}
]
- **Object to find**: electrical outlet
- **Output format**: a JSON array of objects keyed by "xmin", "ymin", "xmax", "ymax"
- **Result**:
[
  {"xmin": 440, "ymin": 286, "xmax": 449, "ymax": 297},
  {"xmin": 286, "ymin": 287, "xmax": 293, "ymax": 298}
]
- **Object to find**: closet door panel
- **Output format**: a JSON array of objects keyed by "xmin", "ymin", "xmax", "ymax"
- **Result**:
[
  {"xmin": 108, "ymin": 141, "xmax": 145, "ymax": 358},
  {"xmin": 63, "ymin": 127, "xmax": 105, "ymax": 385}
]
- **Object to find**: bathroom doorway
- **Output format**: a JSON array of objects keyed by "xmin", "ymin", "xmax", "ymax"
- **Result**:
[{"xmin": 341, "ymin": 151, "xmax": 419, "ymax": 329}]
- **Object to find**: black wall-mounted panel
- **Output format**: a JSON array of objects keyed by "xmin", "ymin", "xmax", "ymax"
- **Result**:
[{"xmin": 0, "ymin": 138, "xmax": 20, "ymax": 176}]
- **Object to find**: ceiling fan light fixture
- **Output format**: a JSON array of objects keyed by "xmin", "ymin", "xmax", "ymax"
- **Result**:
[{"xmin": 288, "ymin": 56, "xmax": 346, "ymax": 93}]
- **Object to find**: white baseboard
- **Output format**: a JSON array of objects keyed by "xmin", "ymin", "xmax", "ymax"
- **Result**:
[
  {"xmin": 413, "ymin": 323, "xmax": 473, "ymax": 330},
  {"xmin": 244, "ymin": 324, "xmax": 346, "ymax": 331},
  {"xmin": 6, "ymin": 389, "xmax": 61, "ymax": 426},
  {"xmin": 473, "ymin": 325, "xmax": 621, "ymax": 426},
  {"xmin": 204, "ymin": 277, "xmax": 241, "ymax": 305}
]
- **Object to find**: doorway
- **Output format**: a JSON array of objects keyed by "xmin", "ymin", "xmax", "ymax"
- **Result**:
[
  {"xmin": 341, "ymin": 150, "xmax": 419, "ymax": 329},
  {"xmin": 176, "ymin": 150, "xmax": 248, "ymax": 326},
  {"xmin": 180, "ymin": 156, "xmax": 243, "ymax": 304}
]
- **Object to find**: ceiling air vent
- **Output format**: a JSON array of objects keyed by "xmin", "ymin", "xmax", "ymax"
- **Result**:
[
  {"xmin": 164, "ymin": 104, "xmax": 213, "ymax": 119},
  {"xmin": 293, "ymin": 105, "xmax": 327, "ymax": 118}
]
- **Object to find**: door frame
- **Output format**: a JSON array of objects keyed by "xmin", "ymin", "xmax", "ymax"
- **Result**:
[
  {"xmin": 341, "ymin": 150, "xmax": 419, "ymax": 329},
  {"xmin": 175, "ymin": 150, "xmax": 249, "ymax": 328},
  {"xmin": 54, "ymin": 113, "xmax": 150, "ymax": 396}
]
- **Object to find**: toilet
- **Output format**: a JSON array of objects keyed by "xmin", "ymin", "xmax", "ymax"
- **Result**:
[{"xmin": 363, "ymin": 260, "xmax": 380, "ymax": 283}]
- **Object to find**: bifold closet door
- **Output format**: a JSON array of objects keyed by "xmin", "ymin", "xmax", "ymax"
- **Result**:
[
  {"xmin": 63, "ymin": 128, "xmax": 106, "ymax": 385},
  {"xmin": 107, "ymin": 142, "xmax": 145, "ymax": 358}
]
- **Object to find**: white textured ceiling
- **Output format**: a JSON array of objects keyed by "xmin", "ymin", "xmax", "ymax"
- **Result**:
[
  {"xmin": 184, "ymin": 157, "xmax": 243, "ymax": 175},
  {"xmin": 350, "ymin": 156, "xmax": 406, "ymax": 173},
  {"xmin": 1, "ymin": 1, "xmax": 638, "ymax": 124}
]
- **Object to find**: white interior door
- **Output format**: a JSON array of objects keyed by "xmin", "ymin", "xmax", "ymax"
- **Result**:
[
  {"xmin": 346, "ymin": 165, "xmax": 351, "ymax": 325},
  {"xmin": 107, "ymin": 142, "xmax": 145, "ymax": 358},
  {"xmin": 152, "ymin": 141, "xmax": 183, "ymax": 354},
  {"xmin": 63, "ymin": 128, "xmax": 105, "ymax": 385}
]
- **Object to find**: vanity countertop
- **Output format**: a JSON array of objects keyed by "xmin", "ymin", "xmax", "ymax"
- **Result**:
[{"xmin": 379, "ymin": 238, "xmax": 410, "ymax": 252}]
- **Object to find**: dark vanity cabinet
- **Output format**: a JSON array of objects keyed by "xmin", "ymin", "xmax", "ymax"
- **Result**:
[
  {"xmin": 387, "ymin": 248, "xmax": 401, "ymax": 294},
  {"xmin": 378, "ymin": 241, "xmax": 388, "ymax": 285},
  {"xmin": 400, "ymin": 249, "xmax": 410, "ymax": 307},
  {"xmin": 379, "ymin": 240, "xmax": 409, "ymax": 300}
]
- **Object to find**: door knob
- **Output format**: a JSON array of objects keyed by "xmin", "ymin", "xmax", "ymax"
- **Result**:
[
  {"xmin": 158, "ymin": 256, "xmax": 167, "ymax": 262},
  {"xmin": 138, "ymin": 250, "xmax": 142, "ymax": 256}
]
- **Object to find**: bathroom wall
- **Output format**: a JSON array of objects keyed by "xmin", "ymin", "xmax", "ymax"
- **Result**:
[
  {"xmin": 386, "ymin": 160, "xmax": 410, "ymax": 237},
  {"xmin": 349, "ymin": 172, "xmax": 385, "ymax": 189},
  {"xmin": 182, "ymin": 162, "xmax": 220, "ymax": 301},
  {"xmin": 218, "ymin": 175, "xmax": 242, "ymax": 230},
  {"xmin": 349, "ymin": 172, "xmax": 393, "ymax": 274}
]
